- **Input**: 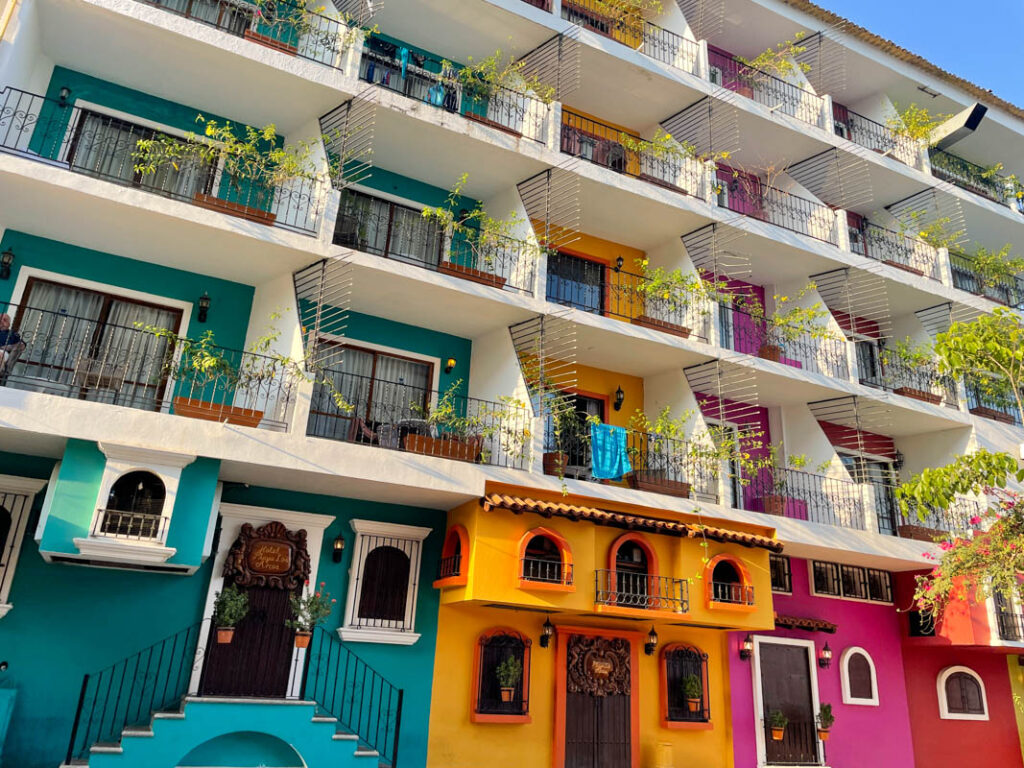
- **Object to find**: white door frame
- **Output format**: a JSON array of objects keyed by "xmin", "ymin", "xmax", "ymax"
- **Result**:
[
  {"xmin": 751, "ymin": 635, "xmax": 824, "ymax": 768},
  {"xmin": 189, "ymin": 503, "xmax": 336, "ymax": 698}
]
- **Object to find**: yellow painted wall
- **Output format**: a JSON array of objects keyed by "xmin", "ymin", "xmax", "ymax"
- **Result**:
[
  {"xmin": 562, "ymin": 107, "xmax": 642, "ymax": 177},
  {"xmin": 574, "ymin": 361, "xmax": 643, "ymax": 430},
  {"xmin": 1008, "ymin": 656, "xmax": 1024, "ymax": 764}
]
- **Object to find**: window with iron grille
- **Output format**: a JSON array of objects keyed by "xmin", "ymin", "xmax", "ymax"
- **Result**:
[
  {"xmin": 476, "ymin": 631, "xmax": 530, "ymax": 715},
  {"xmin": 341, "ymin": 519, "xmax": 431, "ymax": 644},
  {"xmin": 664, "ymin": 645, "xmax": 710, "ymax": 722},
  {"xmin": 769, "ymin": 554, "xmax": 791, "ymax": 593},
  {"xmin": 811, "ymin": 560, "xmax": 892, "ymax": 604}
]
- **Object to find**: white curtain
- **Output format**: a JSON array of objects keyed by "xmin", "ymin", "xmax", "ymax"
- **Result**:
[
  {"xmin": 16, "ymin": 282, "xmax": 104, "ymax": 385},
  {"xmin": 388, "ymin": 205, "xmax": 442, "ymax": 267},
  {"xmin": 100, "ymin": 300, "xmax": 178, "ymax": 408}
]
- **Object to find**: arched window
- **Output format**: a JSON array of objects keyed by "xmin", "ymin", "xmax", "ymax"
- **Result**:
[
  {"xmin": 474, "ymin": 629, "xmax": 531, "ymax": 721},
  {"xmin": 937, "ymin": 666, "xmax": 988, "ymax": 720},
  {"xmin": 518, "ymin": 528, "xmax": 573, "ymax": 589},
  {"xmin": 662, "ymin": 644, "xmax": 710, "ymax": 725},
  {"xmin": 840, "ymin": 647, "xmax": 879, "ymax": 705},
  {"xmin": 436, "ymin": 525, "xmax": 468, "ymax": 585},
  {"xmin": 615, "ymin": 540, "xmax": 649, "ymax": 606},
  {"xmin": 704, "ymin": 554, "xmax": 754, "ymax": 608},
  {"xmin": 599, "ymin": 534, "xmax": 668, "ymax": 610},
  {"xmin": 357, "ymin": 545, "xmax": 411, "ymax": 624},
  {"xmin": 101, "ymin": 471, "xmax": 166, "ymax": 539}
]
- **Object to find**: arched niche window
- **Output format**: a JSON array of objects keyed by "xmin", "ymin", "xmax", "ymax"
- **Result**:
[
  {"xmin": 704, "ymin": 554, "xmax": 754, "ymax": 608},
  {"xmin": 661, "ymin": 644, "xmax": 710, "ymax": 726},
  {"xmin": 519, "ymin": 528, "xmax": 573, "ymax": 588},
  {"xmin": 357, "ymin": 545, "xmax": 410, "ymax": 623},
  {"xmin": 840, "ymin": 647, "xmax": 879, "ymax": 706},
  {"xmin": 473, "ymin": 629, "xmax": 531, "ymax": 722},
  {"xmin": 599, "ymin": 534, "xmax": 668, "ymax": 611},
  {"xmin": 100, "ymin": 471, "xmax": 166, "ymax": 539},
  {"xmin": 435, "ymin": 525, "xmax": 468, "ymax": 587},
  {"xmin": 938, "ymin": 666, "xmax": 988, "ymax": 720}
]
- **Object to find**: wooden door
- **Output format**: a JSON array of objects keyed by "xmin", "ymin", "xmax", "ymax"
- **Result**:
[
  {"xmin": 564, "ymin": 635, "xmax": 631, "ymax": 768},
  {"xmin": 759, "ymin": 642, "xmax": 819, "ymax": 765}
]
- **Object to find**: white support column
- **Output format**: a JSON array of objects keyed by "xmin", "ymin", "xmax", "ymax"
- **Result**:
[
  {"xmin": 319, "ymin": 188, "xmax": 341, "ymax": 248},
  {"xmin": 834, "ymin": 208, "xmax": 850, "ymax": 253},
  {"xmin": 937, "ymin": 246, "xmax": 954, "ymax": 287},
  {"xmin": 289, "ymin": 379, "xmax": 315, "ymax": 437},
  {"xmin": 547, "ymin": 102, "xmax": 563, "ymax": 154},
  {"xmin": 703, "ymin": 160, "xmax": 718, "ymax": 206},
  {"xmin": 696, "ymin": 39, "xmax": 710, "ymax": 81},
  {"xmin": 820, "ymin": 93, "xmax": 834, "ymax": 133},
  {"xmin": 530, "ymin": 415, "xmax": 546, "ymax": 475}
]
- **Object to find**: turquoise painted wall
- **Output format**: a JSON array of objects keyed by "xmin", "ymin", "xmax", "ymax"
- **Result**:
[
  {"xmin": 0, "ymin": 230, "xmax": 255, "ymax": 351},
  {"xmin": 357, "ymin": 165, "xmax": 477, "ymax": 212},
  {"xmin": 178, "ymin": 730, "xmax": 304, "ymax": 767},
  {"xmin": 166, "ymin": 458, "xmax": 221, "ymax": 567}
]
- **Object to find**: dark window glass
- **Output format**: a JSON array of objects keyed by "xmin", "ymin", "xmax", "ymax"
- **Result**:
[
  {"xmin": 847, "ymin": 652, "xmax": 874, "ymax": 700},
  {"xmin": 908, "ymin": 610, "xmax": 936, "ymax": 637},
  {"xmin": 812, "ymin": 561, "xmax": 841, "ymax": 596},
  {"xmin": 945, "ymin": 672, "xmax": 985, "ymax": 715},
  {"xmin": 477, "ymin": 633, "xmax": 528, "ymax": 715},
  {"xmin": 839, "ymin": 564, "xmax": 869, "ymax": 600},
  {"xmin": 665, "ymin": 646, "xmax": 709, "ymax": 722},
  {"xmin": 101, "ymin": 471, "xmax": 166, "ymax": 538},
  {"xmin": 357, "ymin": 545, "xmax": 411, "ymax": 623},
  {"xmin": 866, "ymin": 569, "xmax": 892, "ymax": 602},
  {"xmin": 522, "ymin": 535, "xmax": 563, "ymax": 583},
  {"xmin": 615, "ymin": 541, "xmax": 649, "ymax": 602},
  {"xmin": 769, "ymin": 555, "xmax": 791, "ymax": 593},
  {"xmin": 546, "ymin": 252, "xmax": 605, "ymax": 314}
]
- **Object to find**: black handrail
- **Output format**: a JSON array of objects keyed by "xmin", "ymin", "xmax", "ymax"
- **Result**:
[
  {"xmin": 641, "ymin": 22, "xmax": 700, "ymax": 73},
  {"xmin": 964, "ymin": 379, "xmax": 1023, "ymax": 425},
  {"xmin": 706, "ymin": 48, "xmax": 826, "ymax": 128},
  {"xmin": 930, "ymin": 147, "xmax": 1023, "ymax": 211},
  {"xmin": 850, "ymin": 221, "xmax": 941, "ymax": 281},
  {"xmin": 594, "ymin": 568, "xmax": 689, "ymax": 612},
  {"xmin": 859, "ymin": 354, "xmax": 958, "ymax": 409},
  {"xmin": 949, "ymin": 250, "xmax": 1024, "ymax": 308},
  {"xmin": 715, "ymin": 173, "xmax": 838, "ymax": 244},
  {"xmin": 836, "ymin": 108, "xmax": 919, "ymax": 167},
  {"xmin": 745, "ymin": 467, "xmax": 865, "ymax": 530}
]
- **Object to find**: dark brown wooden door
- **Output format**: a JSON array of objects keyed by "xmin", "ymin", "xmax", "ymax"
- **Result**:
[
  {"xmin": 199, "ymin": 586, "xmax": 296, "ymax": 697},
  {"xmin": 564, "ymin": 635, "xmax": 631, "ymax": 768},
  {"xmin": 759, "ymin": 642, "xmax": 819, "ymax": 765}
]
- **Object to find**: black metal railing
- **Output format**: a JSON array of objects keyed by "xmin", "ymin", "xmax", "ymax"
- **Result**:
[
  {"xmin": 303, "ymin": 626, "xmax": 404, "ymax": 766},
  {"xmin": 560, "ymin": 111, "xmax": 705, "ymax": 196},
  {"xmin": 837, "ymin": 109, "xmax": 920, "ymax": 167},
  {"xmin": 0, "ymin": 87, "xmax": 326, "ymax": 234},
  {"xmin": 874, "ymin": 487, "xmax": 984, "ymax": 537},
  {"xmin": 719, "ymin": 303, "xmax": 849, "ymax": 380},
  {"xmin": 851, "ymin": 222, "xmax": 941, "ymax": 281},
  {"xmin": 136, "ymin": 0, "xmax": 350, "ymax": 70},
  {"xmin": 996, "ymin": 607, "xmax": 1024, "ymax": 642},
  {"xmin": 641, "ymin": 22, "xmax": 700, "ymax": 73},
  {"xmin": 762, "ymin": 720, "xmax": 823, "ymax": 766},
  {"xmin": 360, "ymin": 47, "xmax": 452, "ymax": 105},
  {"xmin": 544, "ymin": 426, "xmax": 719, "ymax": 501},
  {"xmin": 334, "ymin": 189, "xmax": 537, "ymax": 294},
  {"xmin": 438, "ymin": 553, "xmax": 462, "ymax": 580},
  {"xmin": 594, "ymin": 569, "xmax": 689, "ymax": 612},
  {"xmin": 307, "ymin": 370, "xmax": 532, "ymax": 470},
  {"xmin": 707, "ymin": 48, "xmax": 826, "ymax": 128},
  {"xmin": 949, "ymin": 250, "xmax": 1024, "ymax": 308},
  {"xmin": 930, "ymin": 147, "xmax": 1023, "ymax": 211},
  {"xmin": 715, "ymin": 175, "xmax": 838, "ymax": 244},
  {"xmin": 561, "ymin": 0, "xmax": 643, "ymax": 43},
  {"xmin": 521, "ymin": 557, "xmax": 574, "ymax": 585},
  {"xmin": 710, "ymin": 581, "xmax": 755, "ymax": 605},
  {"xmin": 94, "ymin": 508, "xmax": 167, "ymax": 540},
  {"xmin": 0, "ymin": 302, "xmax": 297, "ymax": 430},
  {"xmin": 859, "ymin": 355, "xmax": 958, "ymax": 409},
  {"xmin": 964, "ymin": 379, "xmax": 1023, "ymax": 425},
  {"xmin": 745, "ymin": 468, "xmax": 865, "ymax": 530}
]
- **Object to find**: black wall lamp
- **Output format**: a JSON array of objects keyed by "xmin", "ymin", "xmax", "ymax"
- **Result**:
[
  {"xmin": 614, "ymin": 256, "xmax": 624, "ymax": 272},
  {"xmin": 739, "ymin": 634, "xmax": 753, "ymax": 661},
  {"xmin": 58, "ymin": 86, "xmax": 71, "ymax": 105},
  {"xmin": 644, "ymin": 625, "xmax": 658, "ymax": 656},
  {"xmin": 445, "ymin": 357, "xmax": 457, "ymax": 374},
  {"xmin": 818, "ymin": 642, "xmax": 832, "ymax": 669},
  {"xmin": 197, "ymin": 292, "xmax": 211, "ymax": 323},
  {"xmin": 613, "ymin": 386, "xmax": 625, "ymax": 411},
  {"xmin": 540, "ymin": 616, "xmax": 554, "ymax": 648},
  {"xmin": 332, "ymin": 535, "xmax": 345, "ymax": 563},
  {"xmin": 0, "ymin": 249, "xmax": 13, "ymax": 280}
]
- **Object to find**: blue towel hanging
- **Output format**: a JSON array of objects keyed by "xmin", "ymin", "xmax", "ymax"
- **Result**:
[
  {"xmin": 427, "ymin": 83, "xmax": 445, "ymax": 107},
  {"xmin": 590, "ymin": 423, "xmax": 632, "ymax": 481},
  {"xmin": 399, "ymin": 47, "xmax": 410, "ymax": 79}
]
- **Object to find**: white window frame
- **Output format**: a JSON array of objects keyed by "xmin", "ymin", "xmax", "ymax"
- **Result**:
[
  {"xmin": 0, "ymin": 475, "xmax": 47, "ymax": 618},
  {"xmin": 339, "ymin": 518, "xmax": 431, "ymax": 646},
  {"xmin": 751, "ymin": 636, "xmax": 824, "ymax": 768},
  {"xmin": 840, "ymin": 646, "xmax": 879, "ymax": 706},
  {"xmin": 937, "ymin": 665, "xmax": 989, "ymax": 721}
]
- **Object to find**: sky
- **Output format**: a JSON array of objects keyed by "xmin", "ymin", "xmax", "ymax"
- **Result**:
[{"xmin": 818, "ymin": 0, "xmax": 1024, "ymax": 108}]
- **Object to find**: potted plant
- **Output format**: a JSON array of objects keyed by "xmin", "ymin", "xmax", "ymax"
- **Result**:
[
  {"xmin": 682, "ymin": 674, "xmax": 703, "ymax": 714},
  {"xmin": 212, "ymin": 583, "xmax": 249, "ymax": 644},
  {"xmin": 632, "ymin": 262, "xmax": 723, "ymax": 339},
  {"xmin": 769, "ymin": 710, "xmax": 788, "ymax": 741},
  {"xmin": 625, "ymin": 407, "xmax": 694, "ymax": 498},
  {"xmin": 406, "ymin": 380, "xmax": 486, "ymax": 462},
  {"xmin": 285, "ymin": 580, "xmax": 336, "ymax": 648},
  {"xmin": 495, "ymin": 655, "xmax": 522, "ymax": 703},
  {"xmin": 736, "ymin": 284, "xmax": 834, "ymax": 365},
  {"xmin": 879, "ymin": 337, "xmax": 943, "ymax": 404},
  {"xmin": 816, "ymin": 702, "xmax": 834, "ymax": 741}
]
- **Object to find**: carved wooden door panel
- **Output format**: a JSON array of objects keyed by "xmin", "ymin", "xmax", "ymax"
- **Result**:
[
  {"xmin": 564, "ymin": 634, "xmax": 631, "ymax": 768},
  {"xmin": 199, "ymin": 521, "xmax": 311, "ymax": 697}
]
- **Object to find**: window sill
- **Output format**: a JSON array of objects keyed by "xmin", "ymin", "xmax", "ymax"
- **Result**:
[
  {"xmin": 337, "ymin": 627, "xmax": 421, "ymax": 646},
  {"xmin": 594, "ymin": 604, "xmax": 688, "ymax": 620},
  {"xmin": 939, "ymin": 712, "xmax": 989, "ymax": 721},
  {"xmin": 470, "ymin": 712, "xmax": 532, "ymax": 724},
  {"xmin": 73, "ymin": 536, "xmax": 177, "ymax": 565},
  {"xmin": 0, "ymin": 604, "xmax": 11, "ymax": 619},
  {"xmin": 706, "ymin": 600, "xmax": 757, "ymax": 613},
  {"xmin": 433, "ymin": 575, "xmax": 468, "ymax": 589},
  {"xmin": 518, "ymin": 579, "xmax": 575, "ymax": 593},
  {"xmin": 662, "ymin": 719, "xmax": 713, "ymax": 730}
]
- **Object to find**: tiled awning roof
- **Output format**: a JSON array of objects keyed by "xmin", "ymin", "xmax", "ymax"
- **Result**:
[
  {"xmin": 774, "ymin": 614, "xmax": 837, "ymax": 633},
  {"xmin": 480, "ymin": 493, "xmax": 784, "ymax": 553}
]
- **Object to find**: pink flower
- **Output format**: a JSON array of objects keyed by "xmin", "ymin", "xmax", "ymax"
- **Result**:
[
  {"xmin": 331, "ymin": 598, "xmax": 337, "ymax": 603},
  {"xmin": 314, "ymin": 592, "xmax": 321, "ymax": 598},
  {"xmin": 304, "ymin": 579, "xmax": 309, "ymax": 586},
  {"xmin": 969, "ymin": 516, "xmax": 982, "ymax": 526},
  {"xmin": 922, "ymin": 552, "xmax": 935, "ymax": 560},
  {"xmin": 320, "ymin": 581, "xmax": 326, "ymax": 587},
  {"xmin": 939, "ymin": 540, "xmax": 953, "ymax": 551}
]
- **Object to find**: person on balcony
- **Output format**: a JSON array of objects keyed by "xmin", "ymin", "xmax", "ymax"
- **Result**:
[{"xmin": 0, "ymin": 313, "xmax": 25, "ymax": 381}]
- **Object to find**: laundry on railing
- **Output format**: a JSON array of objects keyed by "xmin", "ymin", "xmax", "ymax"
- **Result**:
[{"xmin": 590, "ymin": 422, "xmax": 632, "ymax": 481}]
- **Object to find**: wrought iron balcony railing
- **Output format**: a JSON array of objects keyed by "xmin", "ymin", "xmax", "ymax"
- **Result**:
[
  {"xmin": 719, "ymin": 303, "xmax": 850, "ymax": 380},
  {"xmin": 334, "ymin": 188, "xmax": 538, "ymax": 294},
  {"xmin": 707, "ymin": 48, "xmax": 826, "ymax": 129},
  {"xmin": 135, "ymin": 0, "xmax": 350, "ymax": 69},
  {"xmin": 0, "ymin": 87, "xmax": 327, "ymax": 235},
  {"xmin": 835, "ymin": 108, "xmax": 920, "ymax": 167},
  {"xmin": 965, "ymin": 380, "xmax": 1023, "ymax": 426},
  {"xmin": 0, "ymin": 302, "xmax": 298, "ymax": 429},
  {"xmin": 850, "ymin": 222, "xmax": 941, "ymax": 281},
  {"xmin": 93, "ymin": 508, "xmax": 168, "ymax": 541},
  {"xmin": 595, "ymin": 569, "xmax": 689, "ymax": 613},
  {"xmin": 641, "ymin": 22, "xmax": 700, "ymax": 73},
  {"xmin": 949, "ymin": 250, "xmax": 1024, "ymax": 308},
  {"xmin": 710, "ymin": 581, "xmax": 755, "ymax": 605},
  {"xmin": 996, "ymin": 607, "xmax": 1024, "ymax": 642},
  {"xmin": 560, "ymin": 111, "xmax": 706, "ymax": 197},
  {"xmin": 521, "ymin": 557, "xmax": 574, "ymax": 585},
  {"xmin": 306, "ymin": 369, "xmax": 532, "ymax": 470},
  {"xmin": 715, "ymin": 175, "xmax": 838, "ymax": 244},
  {"xmin": 858, "ymin": 356, "xmax": 959, "ymax": 409},
  {"xmin": 438, "ymin": 553, "xmax": 462, "ymax": 580},
  {"xmin": 874, "ymin": 488, "xmax": 985, "ymax": 538},
  {"xmin": 930, "ymin": 147, "xmax": 1024, "ymax": 211},
  {"xmin": 744, "ymin": 468, "xmax": 866, "ymax": 530}
]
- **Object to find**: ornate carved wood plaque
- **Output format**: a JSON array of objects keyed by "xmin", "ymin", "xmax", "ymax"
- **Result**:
[
  {"xmin": 566, "ymin": 635, "xmax": 631, "ymax": 697},
  {"xmin": 222, "ymin": 521, "xmax": 310, "ymax": 589}
]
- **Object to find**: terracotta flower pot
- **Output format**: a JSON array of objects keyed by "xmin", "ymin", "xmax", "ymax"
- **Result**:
[
  {"xmin": 770, "ymin": 726, "xmax": 785, "ymax": 741},
  {"xmin": 216, "ymin": 627, "xmax": 235, "ymax": 644},
  {"xmin": 543, "ymin": 451, "xmax": 568, "ymax": 476},
  {"xmin": 404, "ymin": 433, "xmax": 483, "ymax": 462},
  {"xmin": 686, "ymin": 697, "xmax": 701, "ymax": 714},
  {"xmin": 294, "ymin": 630, "xmax": 312, "ymax": 649},
  {"xmin": 894, "ymin": 386, "xmax": 942, "ymax": 405},
  {"xmin": 500, "ymin": 687, "xmax": 516, "ymax": 703},
  {"xmin": 172, "ymin": 396, "xmax": 264, "ymax": 428},
  {"xmin": 817, "ymin": 727, "xmax": 831, "ymax": 742},
  {"xmin": 758, "ymin": 344, "xmax": 783, "ymax": 362},
  {"xmin": 761, "ymin": 494, "xmax": 788, "ymax": 516}
]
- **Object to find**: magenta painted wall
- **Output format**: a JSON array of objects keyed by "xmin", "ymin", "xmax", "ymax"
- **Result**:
[
  {"xmin": 729, "ymin": 557, "xmax": 916, "ymax": 768},
  {"xmin": 902, "ymin": 645, "xmax": 1022, "ymax": 768}
]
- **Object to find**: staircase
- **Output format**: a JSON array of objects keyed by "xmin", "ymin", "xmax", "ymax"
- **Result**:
[{"xmin": 62, "ymin": 624, "xmax": 403, "ymax": 768}]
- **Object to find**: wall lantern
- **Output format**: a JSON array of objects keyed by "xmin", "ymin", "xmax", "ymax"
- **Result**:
[
  {"xmin": 614, "ymin": 256, "xmax": 624, "ymax": 272},
  {"xmin": 644, "ymin": 625, "xmax": 658, "ymax": 656},
  {"xmin": 613, "ymin": 386, "xmax": 625, "ymax": 411},
  {"xmin": 58, "ymin": 86, "xmax": 71, "ymax": 105},
  {"xmin": 197, "ymin": 292, "xmax": 211, "ymax": 323},
  {"xmin": 739, "ymin": 634, "xmax": 753, "ymax": 661},
  {"xmin": 818, "ymin": 642, "xmax": 832, "ymax": 669},
  {"xmin": 0, "ymin": 249, "xmax": 13, "ymax": 280},
  {"xmin": 332, "ymin": 535, "xmax": 345, "ymax": 563},
  {"xmin": 445, "ymin": 357, "xmax": 457, "ymax": 374},
  {"xmin": 540, "ymin": 616, "xmax": 554, "ymax": 649}
]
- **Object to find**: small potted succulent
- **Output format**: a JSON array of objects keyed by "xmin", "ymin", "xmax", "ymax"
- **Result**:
[
  {"xmin": 816, "ymin": 702, "xmax": 834, "ymax": 742},
  {"xmin": 496, "ymin": 655, "xmax": 523, "ymax": 703},
  {"xmin": 769, "ymin": 710, "xmax": 788, "ymax": 741},
  {"xmin": 212, "ymin": 583, "xmax": 249, "ymax": 644},
  {"xmin": 682, "ymin": 674, "xmax": 703, "ymax": 714},
  {"xmin": 285, "ymin": 580, "xmax": 336, "ymax": 648}
]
